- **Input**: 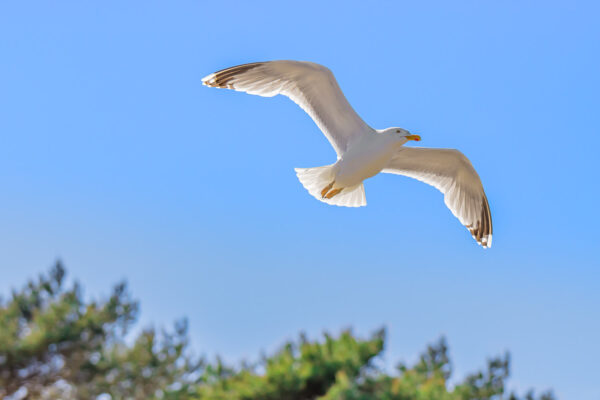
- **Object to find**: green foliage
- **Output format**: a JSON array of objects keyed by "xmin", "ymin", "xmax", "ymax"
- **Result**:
[
  {"xmin": 0, "ymin": 262, "xmax": 201, "ymax": 399},
  {"xmin": 194, "ymin": 330, "xmax": 384, "ymax": 400},
  {"xmin": 196, "ymin": 335, "xmax": 552, "ymax": 400},
  {"xmin": 0, "ymin": 264, "xmax": 555, "ymax": 400}
]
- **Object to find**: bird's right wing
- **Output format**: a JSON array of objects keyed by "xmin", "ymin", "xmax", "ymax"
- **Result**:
[
  {"xmin": 202, "ymin": 61, "xmax": 372, "ymax": 157},
  {"xmin": 383, "ymin": 147, "xmax": 492, "ymax": 248}
]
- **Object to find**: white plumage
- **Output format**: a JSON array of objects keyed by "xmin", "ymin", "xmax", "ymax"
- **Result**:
[{"xmin": 202, "ymin": 60, "xmax": 492, "ymax": 248}]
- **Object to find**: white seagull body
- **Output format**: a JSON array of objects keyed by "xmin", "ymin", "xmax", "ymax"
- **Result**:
[{"xmin": 202, "ymin": 61, "xmax": 492, "ymax": 248}]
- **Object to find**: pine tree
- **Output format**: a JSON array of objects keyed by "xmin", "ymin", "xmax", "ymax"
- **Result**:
[{"xmin": 0, "ymin": 264, "xmax": 555, "ymax": 400}]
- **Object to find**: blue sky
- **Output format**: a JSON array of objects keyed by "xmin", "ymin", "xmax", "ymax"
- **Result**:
[{"xmin": 1, "ymin": 1, "xmax": 599, "ymax": 398}]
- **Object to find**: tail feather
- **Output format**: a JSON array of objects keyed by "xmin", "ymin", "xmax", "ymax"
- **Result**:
[{"xmin": 295, "ymin": 165, "xmax": 366, "ymax": 208}]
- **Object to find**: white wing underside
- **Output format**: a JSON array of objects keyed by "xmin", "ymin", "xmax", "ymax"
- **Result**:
[
  {"xmin": 383, "ymin": 147, "xmax": 492, "ymax": 248},
  {"xmin": 201, "ymin": 60, "xmax": 372, "ymax": 156}
]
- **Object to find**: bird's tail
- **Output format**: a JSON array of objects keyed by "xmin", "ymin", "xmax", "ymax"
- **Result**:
[{"xmin": 294, "ymin": 165, "xmax": 366, "ymax": 208}]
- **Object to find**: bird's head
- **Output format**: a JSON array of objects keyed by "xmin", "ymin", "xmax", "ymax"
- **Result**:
[{"xmin": 384, "ymin": 127, "xmax": 421, "ymax": 143}]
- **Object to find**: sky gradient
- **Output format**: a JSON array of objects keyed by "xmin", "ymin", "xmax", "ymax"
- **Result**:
[{"xmin": 1, "ymin": 1, "xmax": 599, "ymax": 398}]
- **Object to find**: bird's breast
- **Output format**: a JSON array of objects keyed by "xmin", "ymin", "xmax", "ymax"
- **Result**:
[{"xmin": 335, "ymin": 137, "xmax": 397, "ymax": 187}]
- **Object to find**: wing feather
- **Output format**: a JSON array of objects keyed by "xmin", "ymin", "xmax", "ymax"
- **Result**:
[
  {"xmin": 202, "ymin": 61, "xmax": 372, "ymax": 156},
  {"xmin": 383, "ymin": 147, "xmax": 493, "ymax": 248}
]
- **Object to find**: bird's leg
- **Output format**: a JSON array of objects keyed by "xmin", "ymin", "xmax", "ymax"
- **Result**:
[
  {"xmin": 321, "ymin": 181, "xmax": 334, "ymax": 198},
  {"xmin": 325, "ymin": 188, "xmax": 343, "ymax": 199}
]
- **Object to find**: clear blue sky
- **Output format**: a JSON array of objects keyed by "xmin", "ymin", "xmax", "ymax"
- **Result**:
[{"xmin": 1, "ymin": 1, "xmax": 598, "ymax": 398}]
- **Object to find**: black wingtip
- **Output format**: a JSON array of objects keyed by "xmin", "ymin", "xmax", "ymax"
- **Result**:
[{"xmin": 203, "ymin": 62, "xmax": 265, "ymax": 89}]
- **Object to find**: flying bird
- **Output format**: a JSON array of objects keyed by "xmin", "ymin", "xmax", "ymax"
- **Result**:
[{"xmin": 202, "ymin": 61, "xmax": 492, "ymax": 248}]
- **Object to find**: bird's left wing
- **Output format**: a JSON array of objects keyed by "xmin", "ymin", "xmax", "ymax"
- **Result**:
[
  {"xmin": 202, "ymin": 61, "xmax": 372, "ymax": 157},
  {"xmin": 383, "ymin": 147, "xmax": 492, "ymax": 248}
]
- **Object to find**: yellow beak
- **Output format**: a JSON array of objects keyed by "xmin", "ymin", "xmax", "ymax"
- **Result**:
[{"xmin": 405, "ymin": 134, "xmax": 421, "ymax": 141}]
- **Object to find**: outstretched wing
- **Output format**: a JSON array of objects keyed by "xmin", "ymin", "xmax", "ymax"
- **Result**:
[
  {"xmin": 383, "ymin": 147, "xmax": 493, "ymax": 248},
  {"xmin": 202, "ymin": 61, "xmax": 372, "ymax": 156}
]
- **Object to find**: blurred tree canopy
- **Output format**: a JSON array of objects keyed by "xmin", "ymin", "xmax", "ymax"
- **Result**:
[{"xmin": 0, "ymin": 263, "xmax": 555, "ymax": 400}]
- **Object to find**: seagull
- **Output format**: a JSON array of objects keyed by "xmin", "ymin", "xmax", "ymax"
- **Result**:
[{"xmin": 202, "ymin": 61, "xmax": 492, "ymax": 248}]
